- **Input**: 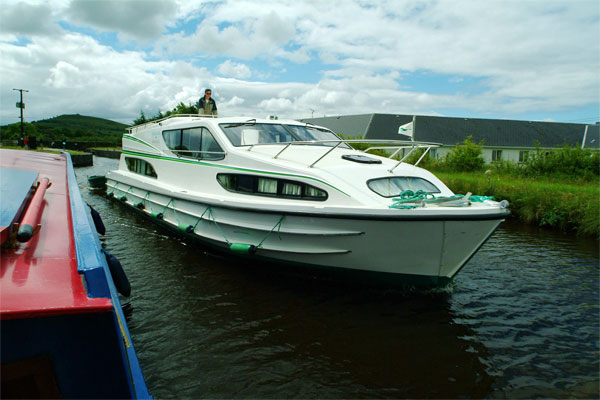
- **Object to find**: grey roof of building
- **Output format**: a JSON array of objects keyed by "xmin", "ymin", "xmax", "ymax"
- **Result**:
[
  {"xmin": 300, "ymin": 114, "xmax": 599, "ymax": 149},
  {"xmin": 301, "ymin": 114, "xmax": 374, "ymax": 138}
]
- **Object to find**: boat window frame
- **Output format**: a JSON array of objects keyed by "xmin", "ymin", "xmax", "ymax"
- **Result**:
[
  {"xmin": 366, "ymin": 176, "xmax": 441, "ymax": 198},
  {"xmin": 124, "ymin": 157, "xmax": 158, "ymax": 178},
  {"xmin": 216, "ymin": 173, "xmax": 328, "ymax": 201},
  {"xmin": 162, "ymin": 127, "xmax": 225, "ymax": 161}
]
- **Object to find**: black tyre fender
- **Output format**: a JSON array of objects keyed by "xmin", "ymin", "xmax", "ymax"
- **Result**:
[{"xmin": 103, "ymin": 249, "xmax": 131, "ymax": 297}]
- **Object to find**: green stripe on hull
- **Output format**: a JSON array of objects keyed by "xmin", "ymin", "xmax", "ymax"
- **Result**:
[
  {"xmin": 121, "ymin": 149, "xmax": 350, "ymax": 197},
  {"xmin": 123, "ymin": 135, "xmax": 161, "ymax": 153},
  {"xmin": 111, "ymin": 195, "xmax": 453, "ymax": 289}
]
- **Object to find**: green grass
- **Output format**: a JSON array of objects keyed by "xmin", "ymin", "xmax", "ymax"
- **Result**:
[
  {"xmin": 435, "ymin": 171, "xmax": 600, "ymax": 237},
  {"xmin": 88, "ymin": 146, "xmax": 122, "ymax": 150}
]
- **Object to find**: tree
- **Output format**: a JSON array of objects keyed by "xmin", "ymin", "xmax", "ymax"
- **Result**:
[
  {"xmin": 0, "ymin": 122, "xmax": 39, "ymax": 140},
  {"xmin": 132, "ymin": 102, "xmax": 199, "ymax": 125},
  {"xmin": 133, "ymin": 111, "xmax": 147, "ymax": 126}
]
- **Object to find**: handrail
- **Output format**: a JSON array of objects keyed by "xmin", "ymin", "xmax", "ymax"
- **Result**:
[
  {"xmin": 309, "ymin": 141, "xmax": 343, "ymax": 168},
  {"xmin": 242, "ymin": 139, "xmax": 440, "ymax": 169},
  {"xmin": 171, "ymin": 149, "xmax": 227, "ymax": 159},
  {"xmin": 127, "ymin": 114, "xmax": 218, "ymax": 133}
]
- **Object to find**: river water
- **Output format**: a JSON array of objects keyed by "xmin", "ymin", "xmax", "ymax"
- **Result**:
[{"xmin": 77, "ymin": 157, "xmax": 599, "ymax": 399}]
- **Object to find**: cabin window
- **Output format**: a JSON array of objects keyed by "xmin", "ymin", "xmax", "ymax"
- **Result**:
[
  {"xmin": 217, "ymin": 174, "xmax": 328, "ymax": 200},
  {"xmin": 125, "ymin": 157, "xmax": 157, "ymax": 178},
  {"xmin": 258, "ymin": 178, "xmax": 278, "ymax": 194},
  {"xmin": 492, "ymin": 149, "xmax": 502, "ymax": 162},
  {"xmin": 162, "ymin": 127, "xmax": 224, "ymax": 160},
  {"xmin": 519, "ymin": 151, "xmax": 529, "ymax": 163},
  {"xmin": 282, "ymin": 182, "xmax": 302, "ymax": 196},
  {"xmin": 219, "ymin": 123, "xmax": 350, "ymax": 148},
  {"xmin": 367, "ymin": 177, "xmax": 440, "ymax": 198}
]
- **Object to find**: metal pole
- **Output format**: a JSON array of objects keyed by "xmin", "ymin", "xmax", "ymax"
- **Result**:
[
  {"xmin": 581, "ymin": 125, "xmax": 589, "ymax": 149},
  {"xmin": 13, "ymin": 88, "xmax": 29, "ymax": 142}
]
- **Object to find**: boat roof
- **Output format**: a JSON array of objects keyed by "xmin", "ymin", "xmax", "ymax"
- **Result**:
[
  {"xmin": 128, "ymin": 114, "xmax": 326, "ymax": 134},
  {"xmin": 0, "ymin": 149, "xmax": 112, "ymax": 319}
]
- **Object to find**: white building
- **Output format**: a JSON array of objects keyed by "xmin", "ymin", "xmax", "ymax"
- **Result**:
[{"xmin": 300, "ymin": 114, "xmax": 599, "ymax": 164}]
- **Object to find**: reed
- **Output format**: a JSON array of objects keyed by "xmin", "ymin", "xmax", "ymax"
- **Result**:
[{"xmin": 435, "ymin": 171, "xmax": 600, "ymax": 237}]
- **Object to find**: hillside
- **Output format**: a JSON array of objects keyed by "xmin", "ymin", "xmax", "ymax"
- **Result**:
[
  {"xmin": 1, "ymin": 114, "xmax": 129, "ymax": 144},
  {"xmin": 34, "ymin": 114, "xmax": 129, "ymax": 135}
]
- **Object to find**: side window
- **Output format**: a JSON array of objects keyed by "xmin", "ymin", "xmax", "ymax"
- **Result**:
[
  {"xmin": 181, "ymin": 128, "xmax": 202, "ymax": 157},
  {"xmin": 201, "ymin": 128, "xmax": 225, "ymax": 160},
  {"xmin": 162, "ymin": 128, "xmax": 224, "ymax": 160},
  {"xmin": 125, "ymin": 157, "xmax": 157, "ymax": 178},
  {"xmin": 217, "ymin": 174, "xmax": 327, "ymax": 200},
  {"xmin": 162, "ymin": 129, "xmax": 180, "ymax": 150}
]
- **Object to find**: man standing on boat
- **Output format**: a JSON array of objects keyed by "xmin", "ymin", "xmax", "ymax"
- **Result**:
[{"xmin": 198, "ymin": 88, "xmax": 218, "ymax": 116}]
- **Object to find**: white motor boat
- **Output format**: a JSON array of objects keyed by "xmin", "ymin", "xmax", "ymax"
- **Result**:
[{"xmin": 106, "ymin": 115, "xmax": 509, "ymax": 287}]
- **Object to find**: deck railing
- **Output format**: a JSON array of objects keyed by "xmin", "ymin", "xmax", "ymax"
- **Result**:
[
  {"xmin": 127, "ymin": 114, "xmax": 218, "ymax": 134},
  {"xmin": 245, "ymin": 139, "xmax": 440, "ymax": 171},
  {"xmin": 171, "ymin": 149, "xmax": 227, "ymax": 160}
]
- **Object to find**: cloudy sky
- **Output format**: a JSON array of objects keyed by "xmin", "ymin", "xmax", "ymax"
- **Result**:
[{"xmin": 1, "ymin": 0, "xmax": 599, "ymax": 125}]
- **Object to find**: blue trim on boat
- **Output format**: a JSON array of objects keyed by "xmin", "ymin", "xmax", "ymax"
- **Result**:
[{"xmin": 64, "ymin": 152, "xmax": 152, "ymax": 399}]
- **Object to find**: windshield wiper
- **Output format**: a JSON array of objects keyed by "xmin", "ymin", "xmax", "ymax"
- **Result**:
[{"xmin": 222, "ymin": 119, "xmax": 256, "ymax": 128}]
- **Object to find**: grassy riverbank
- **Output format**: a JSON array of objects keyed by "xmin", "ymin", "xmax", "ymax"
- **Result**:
[
  {"xmin": 88, "ymin": 146, "xmax": 122, "ymax": 151},
  {"xmin": 435, "ymin": 171, "xmax": 599, "ymax": 237}
]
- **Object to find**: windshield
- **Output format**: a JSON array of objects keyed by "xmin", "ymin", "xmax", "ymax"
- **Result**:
[
  {"xmin": 219, "ymin": 123, "xmax": 350, "ymax": 148},
  {"xmin": 368, "ymin": 177, "xmax": 441, "ymax": 197}
]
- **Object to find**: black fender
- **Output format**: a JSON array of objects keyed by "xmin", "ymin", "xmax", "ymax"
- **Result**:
[
  {"xmin": 103, "ymin": 250, "xmax": 131, "ymax": 297},
  {"xmin": 87, "ymin": 203, "xmax": 106, "ymax": 235}
]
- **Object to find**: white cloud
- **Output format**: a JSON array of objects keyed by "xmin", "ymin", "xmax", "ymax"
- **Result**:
[
  {"xmin": 217, "ymin": 60, "xmax": 251, "ymax": 79},
  {"xmin": 0, "ymin": 0, "xmax": 598, "ymax": 125},
  {"xmin": 0, "ymin": 32, "xmax": 210, "ymax": 123},
  {"xmin": 66, "ymin": 0, "xmax": 178, "ymax": 40},
  {"xmin": 46, "ymin": 61, "xmax": 81, "ymax": 88},
  {"xmin": 258, "ymin": 97, "xmax": 294, "ymax": 111},
  {"xmin": 0, "ymin": 2, "xmax": 62, "ymax": 36},
  {"xmin": 223, "ymin": 96, "xmax": 245, "ymax": 107}
]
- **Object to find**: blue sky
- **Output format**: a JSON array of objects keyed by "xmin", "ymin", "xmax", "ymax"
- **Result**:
[{"xmin": 1, "ymin": 0, "xmax": 599, "ymax": 125}]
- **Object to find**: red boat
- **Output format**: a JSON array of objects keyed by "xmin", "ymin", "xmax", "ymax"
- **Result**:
[{"xmin": 0, "ymin": 149, "xmax": 150, "ymax": 398}]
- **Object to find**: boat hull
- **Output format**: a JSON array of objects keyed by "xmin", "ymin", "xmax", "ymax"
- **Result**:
[
  {"xmin": 1, "ymin": 150, "xmax": 150, "ymax": 399},
  {"xmin": 106, "ymin": 178, "xmax": 505, "ymax": 287}
]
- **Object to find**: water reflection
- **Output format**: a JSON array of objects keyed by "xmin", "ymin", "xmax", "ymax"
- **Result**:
[{"xmin": 77, "ymin": 157, "xmax": 599, "ymax": 399}]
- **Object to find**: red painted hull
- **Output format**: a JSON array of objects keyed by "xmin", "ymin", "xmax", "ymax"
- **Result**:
[{"xmin": 1, "ymin": 149, "xmax": 111, "ymax": 319}]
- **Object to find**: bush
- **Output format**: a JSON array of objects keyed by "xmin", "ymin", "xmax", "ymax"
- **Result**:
[
  {"xmin": 403, "ymin": 148, "xmax": 440, "ymax": 169},
  {"xmin": 484, "ymin": 144, "xmax": 600, "ymax": 181},
  {"xmin": 442, "ymin": 136, "xmax": 485, "ymax": 172},
  {"xmin": 526, "ymin": 145, "xmax": 599, "ymax": 180},
  {"xmin": 436, "ymin": 171, "xmax": 599, "ymax": 237}
]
